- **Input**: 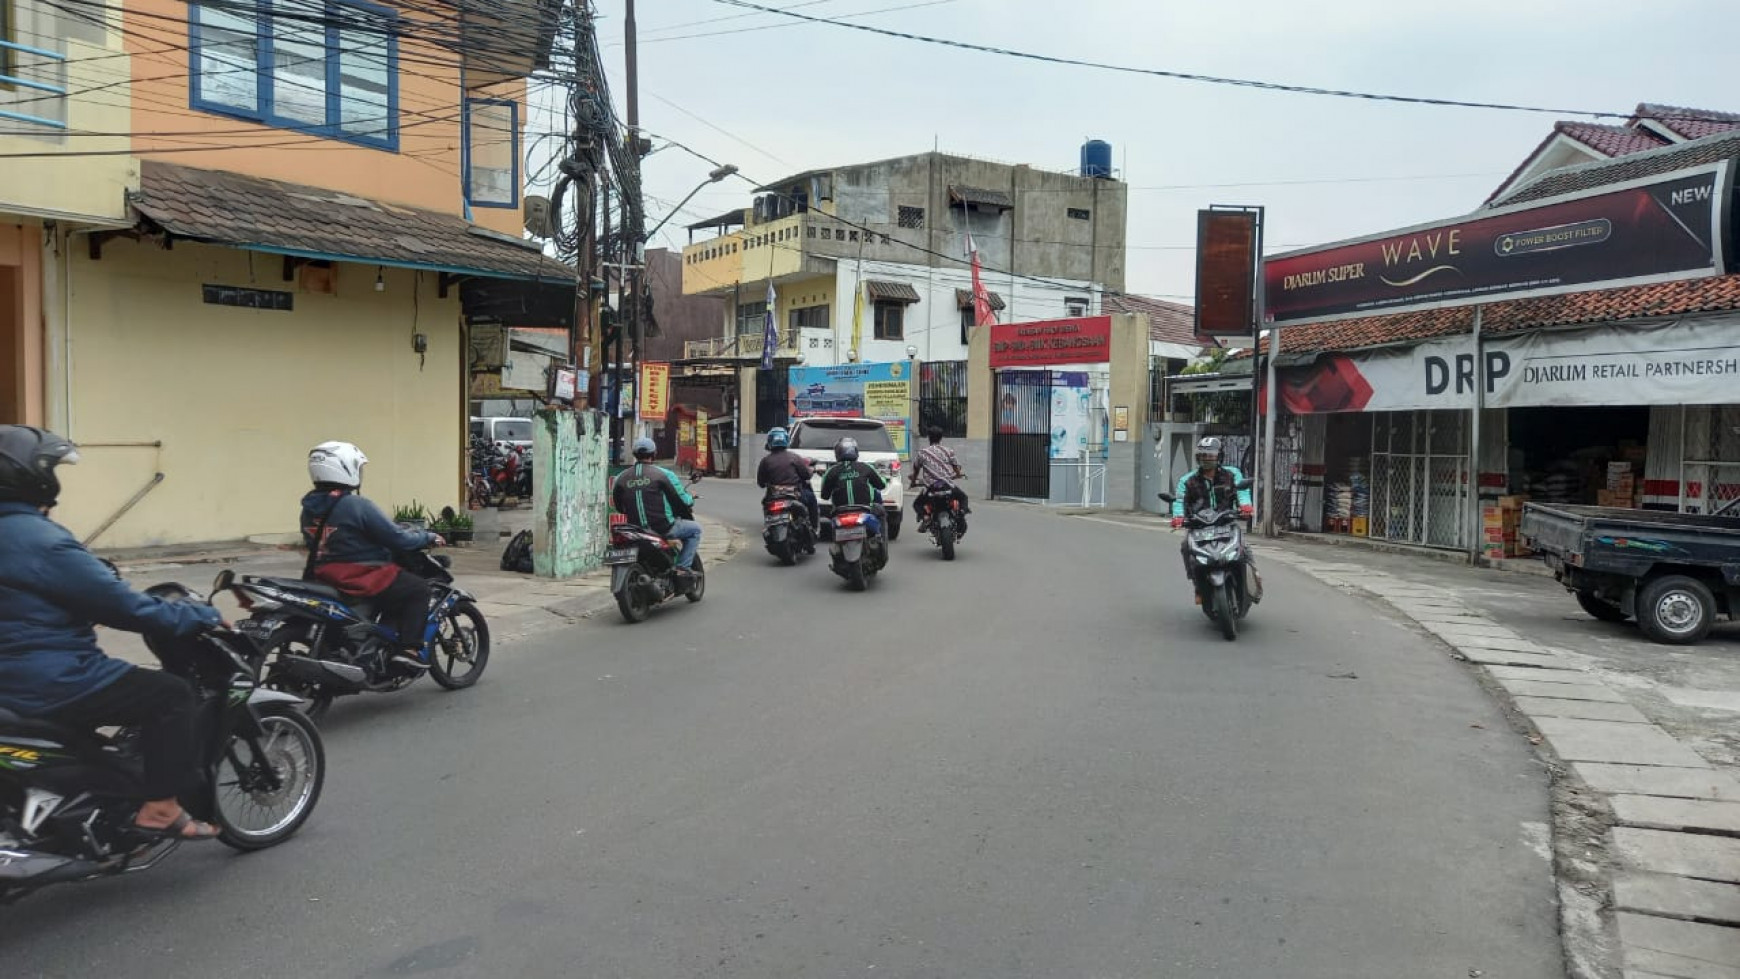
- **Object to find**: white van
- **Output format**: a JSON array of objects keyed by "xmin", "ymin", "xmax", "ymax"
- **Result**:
[{"xmin": 469, "ymin": 416, "xmax": 535, "ymax": 451}]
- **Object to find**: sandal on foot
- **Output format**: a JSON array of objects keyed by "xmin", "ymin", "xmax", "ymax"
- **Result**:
[{"xmin": 133, "ymin": 811, "xmax": 220, "ymax": 842}]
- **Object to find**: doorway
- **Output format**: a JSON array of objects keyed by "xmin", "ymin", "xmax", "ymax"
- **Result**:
[{"xmin": 991, "ymin": 371, "xmax": 1050, "ymax": 501}]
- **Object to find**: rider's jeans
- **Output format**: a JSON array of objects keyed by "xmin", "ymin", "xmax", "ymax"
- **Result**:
[{"xmin": 669, "ymin": 519, "xmax": 703, "ymax": 568}]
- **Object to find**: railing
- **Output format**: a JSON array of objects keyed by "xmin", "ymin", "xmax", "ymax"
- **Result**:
[
  {"xmin": 0, "ymin": 38, "xmax": 68, "ymax": 130},
  {"xmin": 683, "ymin": 330, "xmax": 801, "ymax": 360}
]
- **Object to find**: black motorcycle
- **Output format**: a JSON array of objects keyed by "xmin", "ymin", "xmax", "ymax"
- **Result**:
[
  {"xmin": 1158, "ymin": 479, "xmax": 1261, "ymax": 641},
  {"xmin": 0, "ymin": 583, "xmax": 324, "ymax": 903},
  {"xmin": 915, "ymin": 477, "xmax": 967, "ymax": 561},
  {"xmin": 762, "ymin": 487, "xmax": 816, "ymax": 566},
  {"xmin": 828, "ymin": 505, "xmax": 888, "ymax": 591},
  {"xmin": 606, "ymin": 520, "xmax": 706, "ymax": 623},
  {"xmin": 227, "ymin": 551, "xmax": 490, "ymax": 720}
]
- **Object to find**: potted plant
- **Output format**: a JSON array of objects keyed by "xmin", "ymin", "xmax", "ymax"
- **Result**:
[
  {"xmin": 431, "ymin": 506, "xmax": 473, "ymax": 545},
  {"xmin": 392, "ymin": 501, "xmax": 429, "ymax": 531}
]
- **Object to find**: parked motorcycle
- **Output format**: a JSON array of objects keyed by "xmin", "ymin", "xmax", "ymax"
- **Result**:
[
  {"xmin": 762, "ymin": 487, "xmax": 816, "ymax": 566},
  {"xmin": 227, "ymin": 550, "xmax": 490, "ymax": 719},
  {"xmin": 915, "ymin": 476, "xmax": 967, "ymax": 561},
  {"xmin": 1158, "ymin": 479, "xmax": 1260, "ymax": 641},
  {"xmin": 829, "ymin": 505, "xmax": 888, "ymax": 591},
  {"xmin": 606, "ymin": 518, "xmax": 706, "ymax": 623},
  {"xmin": 0, "ymin": 584, "xmax": 324, "ymax": 903},
  {"xmin": 468, "ymin": 439, "xmax": 532, "ymax": 508}
]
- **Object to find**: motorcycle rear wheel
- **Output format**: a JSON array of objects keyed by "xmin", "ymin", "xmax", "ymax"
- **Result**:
[
  {"xmin": 938, "ymin": 518, "xmax": 956, "ymax": 562},
  {"xmin": 685, "ymin": 557, "xmax": 707, "ymax": 603},
  {"xmin": 846, "ymin": 560, "xmax": 867, "ymax": 592},
  {"xmin": 429, "ymin": 601, "xmax": 490, "ymax": 690},
  {"xmin": 214, "ymin": 705, "xmax": 324, "ymax": 852},
  {"xmin": 617, "ymin": 572, "xmax": 653, "ymax": 624}
]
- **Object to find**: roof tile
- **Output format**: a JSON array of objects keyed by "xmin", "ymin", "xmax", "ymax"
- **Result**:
[{"xmin": 1102, "ymin": 293, "xmax": 1208, "ymax": 348}]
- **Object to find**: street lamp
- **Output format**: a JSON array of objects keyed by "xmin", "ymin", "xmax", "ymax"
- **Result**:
[
  {"xmin": 905, "ymin": 344, "xmax": 918, "ymax": 362},
  {"xmin": 643, "ymin": 164, "xmax": 740, "ymax": 245}
]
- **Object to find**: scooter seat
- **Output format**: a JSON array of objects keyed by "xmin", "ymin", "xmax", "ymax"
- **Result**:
[
  {"xmin": 0, "ymin": 706, "xmax": 86, "ymax": 742},
  {"xmin": 254, "ymin": 576, "xmax": 343, "ymax": 600}
]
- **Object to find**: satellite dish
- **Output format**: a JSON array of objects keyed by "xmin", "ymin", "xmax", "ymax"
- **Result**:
[{"xmin": 524, "ymin": 195, "xmax": 553, "ymax": 239}]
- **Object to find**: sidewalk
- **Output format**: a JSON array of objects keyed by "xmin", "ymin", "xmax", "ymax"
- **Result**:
[
  {"xmin": 102, "ymin": 508, "xmax": 742, "ymax": 667},
  {"xmin": 1065, "ymin": 509, "xmax": 1740, "ymax": 979}
]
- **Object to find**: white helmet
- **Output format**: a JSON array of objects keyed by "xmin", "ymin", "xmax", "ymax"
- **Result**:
[{"xmin": 308, "ymin": 441, "xmax": 368, "ymax": 487}]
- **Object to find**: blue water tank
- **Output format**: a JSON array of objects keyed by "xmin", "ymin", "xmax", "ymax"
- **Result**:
[{"xmin": 1080, "ymin": 139, "xmax": 1113, "ymax": 179}]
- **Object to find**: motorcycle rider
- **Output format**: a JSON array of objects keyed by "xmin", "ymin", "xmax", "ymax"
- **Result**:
[
  {"xmin": 611, "ymin": 437, "xmax": 702, "ymax": 575},
  {"xmin": 301, "ymin": 441, "xmax": 444, "ymax": 671},
  {"xmin": 0, "ymin": 425, "xmax": 225, "ymax": 841},
  {"xmin": 909, "ymin": 426, "xmax": 970, "ymax": 533},
  {"xmin": 1170, "ymin": 436, "xmax": 1260, "ymax": 594},
  {"xmin": 756, "ymin": 426, "xmax": 818, "ymax": 532},
  {"xmin": 819, "ymin": 437, "xmax": 888, "ymax": 537}
]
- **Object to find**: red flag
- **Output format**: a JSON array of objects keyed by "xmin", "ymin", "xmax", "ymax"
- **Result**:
[{"xmin": 968, "ymin": 232, "xmax": 997, "ymax": 327}]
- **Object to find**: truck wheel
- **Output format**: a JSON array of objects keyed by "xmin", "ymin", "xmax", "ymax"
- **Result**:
[
  {"xmin": 1638, "ymin": 575, "xmax": 1716, "ymax": 645},
  {"xmin": 1575, "ymin": 590, "xmax": 1630, "ymax": 623}
]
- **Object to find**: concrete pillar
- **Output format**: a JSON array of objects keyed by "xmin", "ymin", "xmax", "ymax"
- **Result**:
[{"xmin": 532, "ymin": 408, "xmax": 611, "ymax": 578}]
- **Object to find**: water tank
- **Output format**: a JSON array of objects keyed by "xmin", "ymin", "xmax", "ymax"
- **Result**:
[{"xmin": 1080, "ymin": 139, "xmax": 1113, "ymax": 179}]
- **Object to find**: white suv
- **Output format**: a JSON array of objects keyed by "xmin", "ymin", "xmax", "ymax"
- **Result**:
[{"xmin": 787, "ymin": 417, "xmax": 905, "ymax": 540}]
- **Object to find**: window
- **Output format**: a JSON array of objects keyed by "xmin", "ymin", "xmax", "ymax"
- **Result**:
[
  {"xmin": 873, "ymin": 301, "xmax": 904, "ymax": 341},
  {"xmin": 959, "ymin": 305, "xmax": 974, "ymax": 344},
  {"xmin": 464, "ymin": 98, "xmax": 518, "ymax": 208},
  {"xmin": 0, "ymin": 1, "xmax": 13, "ymax": 85},
  {"xmin": 897, "ymin": 205, "xmax": 924, "ymax": 229},
  {"xmin": 735, "ymin": 300, "xmax": 768, "ymax": 336},
  {"xmin": 1065, "ymin": 296, "xmax": 1090, "ymax": 316},
  {"xmin": 1067, "ymin": 207, "xmax": 1091, "ymax": 220},
  {"xmin": 791, "ymin": 419, "xmax": 895, "ymax": 453},
  {"xmin": 788, "ymin": 304, "xmax": 829, "ymax": 331},
  {"xmin": 189, "ymin": 0, "xmax": 399, "ymax": 150}
]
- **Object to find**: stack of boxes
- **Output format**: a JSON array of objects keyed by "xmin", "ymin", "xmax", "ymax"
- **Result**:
[
  {"xmin": 1598, "ymin": 461, "xmax": 1640, "ymax": 508},
  {"xmin": 1481, "ymin": 495, "xmax": 1530, "ymax": 561}
]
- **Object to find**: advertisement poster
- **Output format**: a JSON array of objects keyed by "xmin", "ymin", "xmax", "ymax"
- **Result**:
[
  {"xmin": 639, "ymin": 362, "xmax": 671, "ymax": 421},
  {"xmin": 695, "ymin": 408, "xmax": 711, "ymax": 472},
  {"xmin": 1049, "ymin": 373, "xmax": 1092, "ymax": 459},
  {"xmin": 788, "ymin": 362, "xmax": 913, "ymax": 455},
  {"xmin": 996, "ymin": 371, "xmax": 1049, "ymax": 434},
  {"xmin": 1265, "ymin": 163, "xmax": 1732, "ymax": 325}
]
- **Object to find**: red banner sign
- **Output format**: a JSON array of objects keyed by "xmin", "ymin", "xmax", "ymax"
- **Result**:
[
  {"xmin": 1264, "ymin": 163, "xmax": 1732, "ymax": 326},
  {"xmin": 989, "ymin": 316, "xmax": 1113, "ymax": 369}
]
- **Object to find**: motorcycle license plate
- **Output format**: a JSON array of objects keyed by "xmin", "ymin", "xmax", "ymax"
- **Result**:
[
  {"xmin": 604, "ymin": 547, "xmax": 638, "ymax": 565},
  {"xmin": 764, "ymin": 513, "xmax": 791, "ymax": 525},
  {"xmin": 833, "ymin": 526, "xmax": 867, "ymax": 541}
]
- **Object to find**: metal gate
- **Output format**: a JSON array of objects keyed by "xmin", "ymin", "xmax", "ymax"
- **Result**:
[
  {"xmin": 991, "ymin": 371, "xmax": 1051, "ymax": 501},
  {"xmin": 1369, "ymin": 410, "xmax": 1468, "ymax": 549}
]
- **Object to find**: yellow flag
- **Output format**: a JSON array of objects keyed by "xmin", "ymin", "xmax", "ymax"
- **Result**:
[{"xmin": 850, "ymin": 280, "xmax": 864, "ymax": 357}]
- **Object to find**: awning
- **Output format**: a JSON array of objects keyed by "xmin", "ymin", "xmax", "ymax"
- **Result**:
[
  {"xmin": 1166, "ymin": 372, "xmax": 1253, "ymax": 394},
  {"xmin": 129, "ymin": 160, "xmax": 576, "ymax": 283},
  {"xmin": 948, "ymin": 185, "xmax": 1013, "ymax": 210},
  {"xmin": 954, "ymin": 288, "xmax": 1006, "ymax": 311},
  {"xmin": 864, "ymin": 280, "xmax": 921, "ymax": 304}
]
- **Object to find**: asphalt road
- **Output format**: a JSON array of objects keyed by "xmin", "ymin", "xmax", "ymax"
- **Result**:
[{"xmin": 4, "ymin": 482, "xmax": 1562, "ymax": 978}]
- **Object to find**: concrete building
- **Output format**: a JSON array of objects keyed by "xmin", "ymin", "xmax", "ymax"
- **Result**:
[
  {"xmin": 678, "ymin": 149, "xmax": 1129, "ymax": 368},
  {"xmin": 1, "ymin": 0, "xmax": 568, "ymax": 548}
]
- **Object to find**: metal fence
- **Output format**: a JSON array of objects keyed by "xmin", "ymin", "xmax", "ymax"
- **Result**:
[
  {"xmin": 917, "ymin": 361, "xmax": 968, "ymax": 438},
  {"xmin": 1369, "ymin": 410, "xmax": 1467, "ymax": 548}
]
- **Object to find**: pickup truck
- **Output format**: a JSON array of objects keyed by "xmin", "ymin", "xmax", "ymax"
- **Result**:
[{"xmin": 1520, "ymin": 500, "xmax": 1740, "ymax": 645}]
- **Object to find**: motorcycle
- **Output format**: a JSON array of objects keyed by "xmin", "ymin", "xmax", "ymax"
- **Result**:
[
  {"xmin": 468, "ymin": 440, "xmax": 532, "ymax": 508},
  {"xmin": 915, "ymin": 476, "xmax": 967, "ymax": 561},
  {"xmin": 227, "ymin": 550, "xmax": 490, "ymax": 719},
  {"xmin": 1158, "ymin": 479, "xmax": 1261, "ymax": 641},
  {"xmin": 762, "ymin": 487, "xmax": 816, "ymax": 566},
  {"xmin": 606, "ymin": 516, "xmax": 706, "ymax": 623},
  {"xmin": 829, "ymin": 505, "xmax": 888, "ymax": 591},
  {"xmin": 0, "ymin": 583, "xmax": 324, "ymax": 903}
]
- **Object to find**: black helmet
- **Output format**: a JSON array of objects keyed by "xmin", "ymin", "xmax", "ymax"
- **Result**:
[
  {"xmin": 0, "ymin": 425, "xmax": 79, "ymax": 507},
  {"xmin": 834, "ymin": 437, "xmax": 860, "ymax": 462}
]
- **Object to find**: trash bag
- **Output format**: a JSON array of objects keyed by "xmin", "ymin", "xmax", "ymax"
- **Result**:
[{"xmin": 500, "ymin": 529, "xmax": 534, "ymax": 573}]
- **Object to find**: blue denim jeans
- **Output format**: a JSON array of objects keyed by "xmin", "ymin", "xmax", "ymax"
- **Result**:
[{"xmin": 668, "ymin": 518, "xmax": 702, "ymax": 568}]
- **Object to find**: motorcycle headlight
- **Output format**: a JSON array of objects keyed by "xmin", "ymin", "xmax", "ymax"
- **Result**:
[{"xmin": 1195, "ymin": 553, "xmax": 1211, "ymax": 565}]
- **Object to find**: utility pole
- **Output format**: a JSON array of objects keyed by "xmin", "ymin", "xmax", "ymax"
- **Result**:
[
  {"xmin": 566, "ymin": 1, "xmax": 600, "ymax": 410},
  {"xmin": 623, "ymin": 0, "xmax": 647, "ymax": 450}
]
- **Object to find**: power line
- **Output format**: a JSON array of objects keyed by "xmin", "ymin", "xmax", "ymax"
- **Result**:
[
  {"xmin": 618, "ymin": 0, "xmax": 956, "ymax": 46},
  {"xmin": 707, "ymin": 0, "xmax": 1732, "ymax": 124}
]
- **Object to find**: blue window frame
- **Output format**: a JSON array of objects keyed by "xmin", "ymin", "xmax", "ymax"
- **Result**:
[
  {"xmin": 462, "ymin": 97, "xmax": 518, "ymax": 209},
  {"xmin": 189, "ymin": 0, "xmax": 399, "ymax": 151}
]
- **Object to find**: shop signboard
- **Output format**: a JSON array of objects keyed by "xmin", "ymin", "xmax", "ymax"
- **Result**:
[
  {"xmin": 989, "ymin": 316, "xmax": 1113, "ymax": 369},
  {"xmin": 1265, "ymin": 162, "xmax": 1733, "ymax": 326},
  {"xmin": 788, "ymin": 362, "xmax": 913, "ymax": 455},
  {"xmin": 639, "ymin": 361, "xmax": 671, "ymax": 421},
  {"xmin": 1274, "ymin": 314, "xmax": 1740, "ymax": 413}
]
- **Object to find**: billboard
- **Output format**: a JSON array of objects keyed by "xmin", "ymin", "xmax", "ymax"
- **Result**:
[
  {"xmin": 1272, "ymin": 314, "xmax": 1740, "ymax": 413},
  {"xmin": 788, "ymin": 362, "xmax": 913, "ymax": 455},
  {"xmin": 1196, "ymin": 209, "xmax": 1259, "ymax": 336},
  {"xmin": 639, "ymin": 361, "xmax": 671, "ymax": 421},
  {"xmin": 988, "ymin": 316, "xmax": 1113, "ymax": 369},
  {"xmin": 1264, "ymin": 163, "xmax": 1733, "ymax": 326}
]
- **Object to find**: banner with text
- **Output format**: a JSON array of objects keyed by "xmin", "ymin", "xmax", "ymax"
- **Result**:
[
  {"xmin": 639, "ymin": 362, "xmax": 671, "ymax": 421},
  {"xmin": 788, "ymin": 362, "xmax": 913, "ymax": 455},
  {"xmin": 989, "ymin": 316, "xmax": 1113, "ymax": 369},
  {"xmin": 1264, "ymin": 162, "xmax": 1733, "ymax": 325},
  {"xmin": 1274, "ymin": 315, "xmax": 1740, "ymax": 412}
]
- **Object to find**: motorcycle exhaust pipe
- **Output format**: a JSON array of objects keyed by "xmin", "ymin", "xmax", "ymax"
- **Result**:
[
  {"xmin": 278, "ymin": 655, "xmax": 365, "ymax": 688},
  {"xmin": 0, "ymin": 849, "xmax": 97, "ymax": 884}
]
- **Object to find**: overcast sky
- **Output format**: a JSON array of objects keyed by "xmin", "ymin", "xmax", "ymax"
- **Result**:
[{"xmin": 561, "ymin": 0, "xmax": 1738, "ymax": 302}]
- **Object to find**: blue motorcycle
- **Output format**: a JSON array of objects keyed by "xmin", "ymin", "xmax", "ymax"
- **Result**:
[{"xmin": 222, "ymin": 550, "xmax": 490, "ymax": 719}]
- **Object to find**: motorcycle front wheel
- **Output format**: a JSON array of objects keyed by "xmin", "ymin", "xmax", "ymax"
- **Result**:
[
  {"xmin": 429, "ymin": 601, "xmax": 490, "ymax": 690},
  {"xmin": 214, "ymin": 705, "xmax": 325, "ymax": 852},
  {"xmin": 1212, "ymin": 583, "xmax": 1238, "ymax": 641}
]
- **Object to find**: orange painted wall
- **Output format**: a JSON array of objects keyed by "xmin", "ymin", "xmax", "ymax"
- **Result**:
[{"xmin": 124, "ymin": 0, "xmax": 524, "ymax": 238}]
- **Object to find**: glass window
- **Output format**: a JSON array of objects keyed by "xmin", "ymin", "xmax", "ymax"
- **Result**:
[
  {"xmin": 787, "ymin": 304, "xmax": 829, "ymax": 331},
  {"xmin": 189, "ymin": 0, "xmax": 397, "ymax": 150},
  {"xmin": 873, "ymin": 301, "xmax": 904, "ymax": 341},
  {"xmin": 735, "ymin": 300, "xmax": 768, "ymax": 336},
  {"xmin": 493, "ymin": 419, "xmax": 534, "ymax": 443},
  {"xmin": 1065, "ymin": 296, "xmax": 1090, "ymax": 316},
  {"xmin": 791, "ymin": 420, "xmax": 895, "ymax": 453},
  {"xmin": 465, "ymin": 99, "xmax": 518, "ymax": 207}
]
